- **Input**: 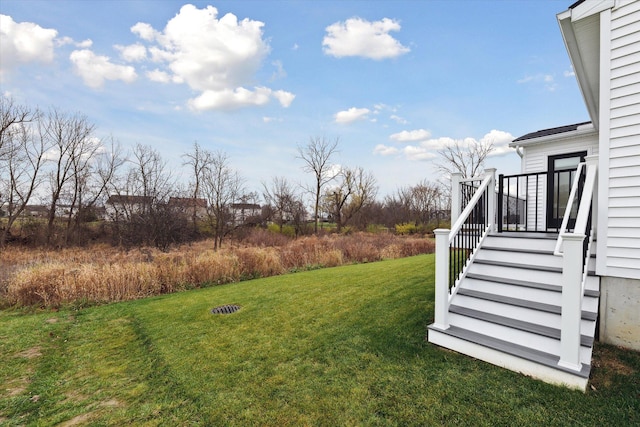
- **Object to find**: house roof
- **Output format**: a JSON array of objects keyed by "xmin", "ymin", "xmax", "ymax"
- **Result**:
[
  {"xmin": 568, "ymin": 0, "xmax": 586, "ymax": 9},
  {"xmin": 512, "ymin": 121, "xmax": 592, "ymax": 143}
]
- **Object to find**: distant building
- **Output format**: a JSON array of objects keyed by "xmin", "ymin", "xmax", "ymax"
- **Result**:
[
  {"xmin": 168, "ymin": 197, "xmax": 208, "ymax": 219},
  {"xmin": 230, "ymin": 203, "xmax": 261, "ymax": 224},
  {"xmin": 105, "ymin": 195, "xmax": 152, "ymax": 221}
]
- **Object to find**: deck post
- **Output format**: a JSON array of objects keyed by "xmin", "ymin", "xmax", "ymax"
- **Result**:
[
  {"xmin": 558, "ymin": 233, "xmax": 585, "ymax": 372},
  {"xmin": 451, "ymin": 173, "xmax": 462, "ymax": 226},
  {"xmin": 433, "ymin": 229, "xmax": 450, "ymax": 330},
  {"xmin": 485, "ymin": 168, "xmax": 497, "ymax": 232}
]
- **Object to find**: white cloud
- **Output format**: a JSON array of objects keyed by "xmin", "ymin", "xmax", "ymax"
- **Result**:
[
  {"xmin": 323, "ymin": 17, "xmax": 410, "ymax": 60},
  {"xmin": 69, "ymin": 49, "xmax": 137, "ymax": 88},
  {"xmin": 187, "ymin": 86, "xmax": 293, "ymax": 111},
  {"xmin": 273, "ymin": 90, "xmax": 295, "ymax": 107},
  {"xmin": 335, "ymin": 107, "xmax": 370, "ymax": 124},
  {"xmin": 373, "ymin": 144, "xmax": 399, "ymax": 156},
  {"xmin": 482, "ymin": 129, "xmax": 516, "ymax": 157},
  {"xmin": 271, "ymin": 60, "xmax": 287, "ymax": 80},
  {"xmin": 390, "ymin": 114, "xmax": 408, "ymax": 124},
  {"xmin": 57, "ymin": 37, "xmax": 93, "ymax": 48},
  {"xmin": 517, "ymin": 73, "xmax": 557, "ymax": 91},
  {"xmin": 402, "ymin": 145, "xmax": 438, "ymax": 161},
  {"xmin": 146, "ymin": 68, "xmax": 172, "ymax": 83},
  {"xmin": 130, "ymin": 22, "xmax": 158, "ymax": 41},
  {"xmin": 130, "ymin": 4, "xmax": 292, "ymax": 110},
  {"xmin": 115, "ymin": 43, "xmax": 147, "ymax": 62},
  {"xmin": 389, "ymin": 128, "xmax": 431, "ymax": 143},
  {"xmin": 77, "ymin": 39, "xmax": 93, "ymax": 48},
  {"xmin": 0, "ymin": 14, "xmax": 57, "ymax": 78},
  {"xmin": 374, "ymin": 130, "xmax": 514, "ymax": 161}
]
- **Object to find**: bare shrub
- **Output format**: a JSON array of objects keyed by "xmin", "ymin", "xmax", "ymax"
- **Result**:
[
  {"xmin": 380, "ymin": 244, "xmax": 403, "ymax": 259},
  {"xmin": 332, "ymin": 232, "xmax": 381, "ymax": 263},
  {"xmin": 186, "ymin": 251, "xmax": 240, "ymax": 285},
  {"xmin": 398, "ymin": 237, "xmax": 436, "ymax": 257},
  {"xmin": 1, "ymin": 233, "xmax": 435, "ymax": 307},
  {"xmin": 241, "ymin": 228, "xmax": 291, "ymax": 247},
  {"xmin": 236, "ymin": 247, "xmax": 283, "ymax": 279}
]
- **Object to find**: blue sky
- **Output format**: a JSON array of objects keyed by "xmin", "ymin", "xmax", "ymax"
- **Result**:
[{"xmin": 1, "ymin": 0, "xmax": 589, "ymax": 198}]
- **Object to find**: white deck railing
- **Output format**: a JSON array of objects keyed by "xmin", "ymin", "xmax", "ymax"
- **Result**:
[
  {"xmin": 557, "ymin": 155, "xmax": 598, "ymax": 372},
  {"xmin": 433, "ymin": 169, "xmax": 495, "ymax": 330}
]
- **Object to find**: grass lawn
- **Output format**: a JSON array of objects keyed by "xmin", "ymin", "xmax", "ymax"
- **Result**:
[{"xmin": 1, "ymin": 254, "xmax": 638, "ymax": 426}]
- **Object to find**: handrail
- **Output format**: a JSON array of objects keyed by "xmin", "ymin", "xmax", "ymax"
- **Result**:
[
  {"xmin": 557, "ymin": 155, "xmax": 597, "ymax": 372},
  {"xmin": 554, "ymin": 162, "xmax": 585, "ymax": 255},
  {"xmin": 432, "ymin": 169, "xmax": 495, "ymax": 330},
  {"xmin": 448, "ymin": 173, "xmax": 493, "ymax": 244},
  {"xmin": 574, "ymin": 162, "xmax": 597, "ymax": 236}
]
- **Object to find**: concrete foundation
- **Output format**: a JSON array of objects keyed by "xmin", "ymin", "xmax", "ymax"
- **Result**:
[{"xmin": 599, "ymin": 276, "xmax": 640, "ymax": 351}]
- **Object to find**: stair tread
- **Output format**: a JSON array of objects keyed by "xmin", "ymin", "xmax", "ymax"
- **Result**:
[
  {"xmin": 474, "ymin": 258, "xmax": 598, "ymax": 277},
  {"xmin": 449, "ymin": 304, "xmax": 594, "ymax": 346},
  {"xmin": 465, "ymin": 273, "xmax": 560, "ymax": 291},
  {"xmin": 488, "ymin": 232, "xmax": 559, "ymax": 240},
  {"xmin": 428, "ymin": 324, "xmax": 591, "ymax": 378},
  {"xmin": 474, "ymin": 258, "xmax": 562, "ymax": 273},
  {"xmin": 456, "ymin": 288, "xmax": 598, "ymax": 321},
  {"xmin": 464, "ymin": 273, "xmax": 600, "ymax": 298},
  {"xmin": 481, "ymin": 245, "xmax": 554, "ymax": 255}
]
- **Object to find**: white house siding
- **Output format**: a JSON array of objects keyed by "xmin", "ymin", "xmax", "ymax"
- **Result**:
[
  {"xmin": 519, "ymin": 132, "xmax": 598, "ymax": 231},
  {"xmin": 603, "ymin": 1, "xmax": 640, "ymax": 280}
]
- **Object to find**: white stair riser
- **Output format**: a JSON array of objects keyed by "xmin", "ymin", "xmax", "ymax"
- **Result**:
[
  {"xmin": 585, "ymin": 275, "xmax": 600, "ymax": 292},
  {"xmin": 468, "ymin": 263, "xmax": 562, "ymax": 285},
  {"xmin": 448, "ymin": 313, "xmax": 592, "ymax": 364},
  {"xmin": 459, "ymin": 279, "xmax": 599, "ymax": 314},
  {"xmin": 462, "ymin": 278, "xmax": 560, "ymax": 305},
  {"xmin": 452, "ymin": 295, "xmax": 594, "ymax": 334},
  {"xmin": 483, "ymin": 236, "xmax": 556, "ymax": 252},
  {"xmin": 475, "ymin": 250, "xmax": 563, "ymax": 269},
  {"xmin": 581, "ymin": 295, "xmax": 599, "ymax": 313},
  {"xmin": 427, "ymin": 330, "xmax": 589, "ymax": 390}
]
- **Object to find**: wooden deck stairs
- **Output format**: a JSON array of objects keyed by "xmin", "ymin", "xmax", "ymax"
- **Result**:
[{"xmin": 428, "ymin": 232, "xmax": 600, "ymax": 390}]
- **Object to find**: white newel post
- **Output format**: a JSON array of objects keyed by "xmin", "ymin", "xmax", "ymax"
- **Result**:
[
  {"xmin": 433, "ymin": 229, "xmax": 450, "ymax": 330},
  {"xmin": 485, "ymin": 168, "xmax": 496, "ymax": 232},
  {"xmin": 558, "ymin": 233, "xmax": 585, "ymax": 371},
  {"xmin": 450, "ymin": 173, "xmax": 462, "ymax": 226}
]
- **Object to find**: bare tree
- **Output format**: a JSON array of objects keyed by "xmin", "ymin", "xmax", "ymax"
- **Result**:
[
  {"xmin": 182, "ymin": 142, "xmax": 212, "ymax": 232},
  {"xmin": 435, "ymin": 138, "xmax": 494, "ymax": 179},
  {"xmin": 323, "ymin": 166, "xmax": 377, "ymax": 233},
  {"xmin": 41, "ymin": 108, "xmax": 96, "ymax": 245},
  {"xmin": 410, "ymin": 179, "xmax": 443, "ymax": 225},
  {"xmin": 1, "ymin": 96, "xmax": 34, "ymax": 163},
  {"xmin": 297, "ymin": 136, "xmax": 339, "ymax": 233},
  {"xmin": 201, "ymin": 151, "xmax": 244, "ymax": 250},
  {"xmin": 0, "ymin": 98, "xmax": 47, "ymax": 247},
  {"xmin": 67, "ymin": 137, "xmax": 126, "ymax": 243},
  {"xmin": 262, "ymin": 176, "xmax": 300, "ymax": 233}
]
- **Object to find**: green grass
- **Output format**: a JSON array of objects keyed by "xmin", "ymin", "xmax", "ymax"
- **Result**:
[{"xmin": 1, "ymin": 254, "xmax": 638, "ymax": 426}]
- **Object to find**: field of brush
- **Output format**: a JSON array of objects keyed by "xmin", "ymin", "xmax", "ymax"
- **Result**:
[{"xmin": 0, "ymin": 230, "xmax": 434, "ymax": 308}]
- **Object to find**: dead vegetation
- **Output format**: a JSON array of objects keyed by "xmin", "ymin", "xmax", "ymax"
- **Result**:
[{"xmin": 0, "ymin": 230, "xmax": 434, "ymax": 308}]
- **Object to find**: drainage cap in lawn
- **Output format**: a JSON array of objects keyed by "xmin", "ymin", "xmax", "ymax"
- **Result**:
[{"xmin": 211, "ymin": 304, "xmax": 241, "ymax": 315}]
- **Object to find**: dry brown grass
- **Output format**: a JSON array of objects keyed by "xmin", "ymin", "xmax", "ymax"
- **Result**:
[{"xmin": 0, "ymin": 230, "xmax": 434, "ymax": 308}]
